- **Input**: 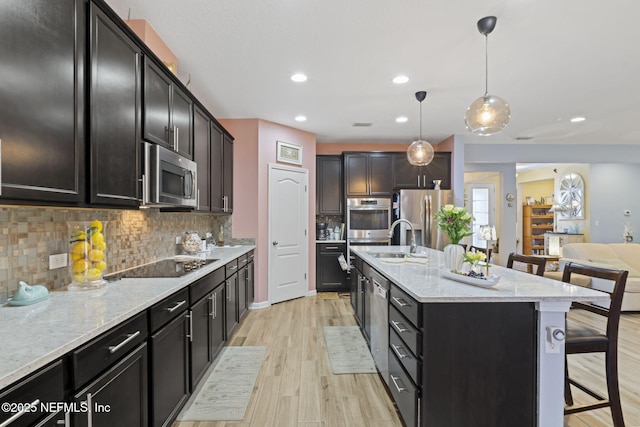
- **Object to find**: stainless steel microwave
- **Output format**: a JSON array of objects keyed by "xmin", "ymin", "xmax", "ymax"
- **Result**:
[{"xmin": 142, "ymin": 142, "xmax": 197, "ymax": 208}]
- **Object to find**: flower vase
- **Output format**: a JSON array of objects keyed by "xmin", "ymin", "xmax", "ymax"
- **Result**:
[{"xmin": 444, "ymin": 244, "xmax": 465, "ymax": 271}]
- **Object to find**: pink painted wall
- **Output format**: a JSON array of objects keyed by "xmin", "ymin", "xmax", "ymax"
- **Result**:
[
  {"xmin": 317, "ymin": 140, "xmax": 452, "ymax": 155},
  {"xmin": 219, "ymin": 118, "xmax": 316, "ymax": 304},
  {"xmin": 125, "ymin": 20, "xmax": 178, "ymax": 73}
]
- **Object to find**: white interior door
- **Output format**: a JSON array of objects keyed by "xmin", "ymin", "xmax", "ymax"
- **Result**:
[{"xmin": 268, "ymin": 164, "xmax": 309, "ymax": 304}]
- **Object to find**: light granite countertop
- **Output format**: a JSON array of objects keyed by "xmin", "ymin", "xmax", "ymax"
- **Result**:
[
  {"xmin": 0, "ymin": 245, "xmax": 254, "ymax": 390},
  {"xmin": 351, "ymin": 245, "xmax": 610, "ymax": 304}
]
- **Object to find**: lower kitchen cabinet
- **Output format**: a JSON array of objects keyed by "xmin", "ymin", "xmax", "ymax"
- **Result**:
[
  {"xmin": 72, "ymin": 343, "xmax": 148, "ymax": 427},
  {"xmin": 316, "ymin": 243, "xmax": 348, "ymax": 292},
  {"xmin": 225, "ymin": 273, "xmax": 238, "ymax": 338},
  {"xmin": 247, "ymin": 251, "xmax": 255, "ymax": 308},
  {"xmin": 211, "ymin": 283, "xmax": 226, "ymax": 357},
  {"xmin": 350, "ymin": 255, "xmax": 366, "ymax": 328},
  {"xmin": 238, "ymin": 254, "xmax": 248, "ymax": 321},
  {"xmin": 189, "ymin": 294, "xmax": 212, "ymax": 388}
]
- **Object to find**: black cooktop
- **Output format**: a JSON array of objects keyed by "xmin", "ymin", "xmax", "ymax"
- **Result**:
[{"xmin": 105, "ymin": 258, "xmax": 215, "ymax": 281}]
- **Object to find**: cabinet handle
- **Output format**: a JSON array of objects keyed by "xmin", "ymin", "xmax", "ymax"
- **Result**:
[
  {"xmin": 141, "ymin": 173, "xmax": 148, "ymax": 204},
  {"xmin": 325, "ymin": 246, "xmax": 339, "ymax": 250},
  {"xmin": 186, "ymin": 312, "xmax": 193, "ymax": 342},
  {"xmin": 209, "ymin": 294, "xmax": 215, "ymax": 318},
  {"xmin": 166, "ymin": 300, "xmax": 186, "ymax": 313},
  {"xmin": 391, "ymin": 343, "xmax": 408, "ymax": 359},
  {"xmin": 391, "ymin": 320, "xmax": 408, "ymax": 333},
  {"xmin": 87, "ymin": 392, "xmax": 93, "ymax": 427},
  {"xmin": 417, "ymin": 175, "xmax": 420, "ymax": 187},
  {"xmin": 392, "ymin": 296, "xmax": 409, "ymax": 307},
  {"xmin": 227, "ymin": 281, "xmax": 230, "ymax": 301},
  {"xmin": 390, "ymin": 375, "xmax": 407, "ymax": 393},
  {"xmin": 175, "ymin": 126, "xmax": 179, "ymax": 152},
  {"xmin": 0, "ymin": 398, "xmax": 40, "ymax": 427},
  {"xmin": 423, "ymin": 175, "xmax": 426, "ymax": 187},
  {"xmin": 229, "ymin": 265, "xmax": 238, "ymax": 271},
  {"xmin": 197, "ymin": 189, "xmax": 200, "ymax": 208},
  {"xmin": 108, "ymin": 331, "xmax": 141, "ymax": 354}
]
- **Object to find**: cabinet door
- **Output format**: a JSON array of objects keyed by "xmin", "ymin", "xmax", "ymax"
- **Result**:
[
  {"xmin": 211, "ymin": 284, "xmax": 226, "ymax": 357},
  {"xmin": 194, "ymin": 107, "xmax": 211, "ymax": 211},
  {"xmin": 189, "ymin": 296, "xmax": 212, "ymax": 390},
  {"xmin": 225, "ymin": 275, "xmax": 238, "ymax": 339},
  {"xmin": 143, "ymin": 59, "xmax": 172, "ymax": 147},
  {"xmin": 344, "ymin": 154, "xmax": 369, "ymax": 196},
  {"xmin": 316, "ymin": 244, "xmax": 347, "ymax": 292},
  {"xmin": 316, "ymin": 155, "xmax": 343, "ymax": 214},
  {"xmin": 238, "ymin": 266, "xmax": 248, "ymax": 321},
  {"xmin": 209, "ymin": 123, "xmax": 224, "ymax": 212},
  {"xmin": 425, "ymin": 152, "xmax": 451, "ymax": 189},
  {"xmin": 369, "ymin": 153, "xmax": 393, "ymax": 196},
  {"xmin": 171, "ymin": 85, "xmax": 193, "ymax": 159},
  {"xmin": 73, "ymin": 343, "xmax": 148, "ymax": 427},
  {"xmin": 89, "ymin": 4, "xmax": 141, "ymax": 207},
  {"xmin": 150, "ymin": 313, "xmax": 190, "ymax": 427},
  {"xmin": 0, "ymin": 0, "xmax": 85, "ymax": 204},
  {"xmin": 223, "ymin": 134, "xmax": 234, "ymax": 212},
  {"xmin": 247, "ymin": 259, "xmax": 254, "ymax": 308},
  {"xmin": 392, "ymin": 153, "xmax": 421, "ymax": 189}
]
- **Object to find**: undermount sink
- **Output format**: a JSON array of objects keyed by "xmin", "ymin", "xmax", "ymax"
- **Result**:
[{"xmin": 368, "ymin": 252, "xmax": 408, "ymax": 259}]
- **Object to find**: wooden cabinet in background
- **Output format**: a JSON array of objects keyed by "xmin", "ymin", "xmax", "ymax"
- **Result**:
[
  {"xmin": 522, "ymin": 205, "xmax": 554, "ymax": 255},
  {"xmin": 316, "ymin": 155, "xmax": 343, "ymax": 215},
  {"xmin": 210, "ymin": 124, "xmax": 234, "ymax": 213},
  {"xmin": 344, "ymin": 153, "xmax": 393, "ymax": 197},
  {"xmin": 316, "ymin": 243, "xmax": 348, "ymax": 292},
  {"xmin": 194, "ymin": 106, "xmax": 211, "ymax": 211},
  {"xmin": 391, "ymin": 152, "xmax": 452, "ymax": 190}
]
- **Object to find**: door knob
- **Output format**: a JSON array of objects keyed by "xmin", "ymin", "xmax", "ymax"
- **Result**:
[{"xmin": 272, "ymin": 241, "xmax": 278, "ymax": 246}]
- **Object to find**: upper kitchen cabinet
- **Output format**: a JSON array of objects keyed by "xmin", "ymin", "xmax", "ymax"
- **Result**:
[
  {"xmin": 344, "ymin": 153, "xmax": 393, "ymax": 197},
  {"xmin": 392, "ymin": 151, "xmax": 452, "ymax": 190},
  {"xmin": 0, "ymin": 0, "xmax": 86, "ymax": 205},
  {"xmin": 143, "ymin": 58, "xmax": 193, "ymax": 159},
  {"xmin": 194, "ymin": 106, "xmax": 211, "ymax": 211},
  {"xmin": 210, "ymin": 123, "xmax": 234, "ymax": 213},
  {"xmin": 88, "ymin": 3, "xmax": 142, "ymax": 207},
  {"xmin": 316, "ymin": 155, "xmax": 343, "ymax": 215}
]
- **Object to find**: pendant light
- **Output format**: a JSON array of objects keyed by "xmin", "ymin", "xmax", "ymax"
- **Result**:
[
  {"xmin": 465, "ymin": 16, "xmax": 510, "ymax": 136},
  {"xmin": 407, "ymin": 91, "xmax": 434, "ymax": 166}
]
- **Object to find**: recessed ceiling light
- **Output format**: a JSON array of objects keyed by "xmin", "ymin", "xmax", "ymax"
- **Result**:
[
  {"xmin": 392, "ymin": 75, "xmax": 409, "ymax": 84},
  {"xmin": 290, "ymin": 73, "xmax": 307, "ymax": 82},
  {"xmin": 570, "ymin": 116, "xmax": 586, "ymax": 123},
  {"xmin": 295, "ymin": 115, "xmax": 307, "ymax": 122},
  {"xmin": 396, "ymin": 116, "xmax": 408, "ymax": 123}
]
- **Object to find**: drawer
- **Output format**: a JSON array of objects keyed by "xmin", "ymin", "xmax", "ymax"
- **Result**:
[
  {"xmin": 390, "ymin": 328, "xmax": 420, "ymax": 386},
  {"xmin": 149, "ymin": 288, "xmax": 189, "ymax": 332},
  {"xmin": 0, "ymin": 360, "xmax": 65, "ymax": 427},
  {"xmin": 390, "ymin": 284, "xmax": 420, "ymax": 327},
  {"xmin": 354, "ymin": 255, "xmax": 363, "ymax": 272},
  {"xmin": 318, "ymin": 243, "xmax": 345, "ymax": 252},
  {"xmin": 247, "ymin": 250, "xmax": 255, "ymax": 262},
  {"xmin": 388, "ymin": 348, "xmax": 419, "ymax": 427},
  {"xmin": 389, "ymin": 305, "xmax": 421, "ymax": 356},
  {"xmin": 190, "ymin": 266, "xmax": 225, "ymax": 303},
  {"xmin": 225, "ymin": 259, "xmax": 238, "ymax": 277},
  {"xmin": 237, "ymin": 254, "xmax": 248, "ymax": 268},
  {"xmin": 72, "ymin": 311, "xmax": 148, "ymax": 389}
]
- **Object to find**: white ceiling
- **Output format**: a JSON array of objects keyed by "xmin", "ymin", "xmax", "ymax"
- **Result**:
[{"xmin": 104, "ymin": 0, "xmax": 640, "ymax": 146}]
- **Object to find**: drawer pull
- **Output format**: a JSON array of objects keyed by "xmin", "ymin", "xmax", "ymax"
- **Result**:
[
  {"xmin": 390, "ymin": 375, "xmax": 407, "ymax": 393},
  {"xmin": 166, "ymin": 300, "xmax": 186, "ymax": 313},
  {"xmin": 0, "ymin": 399, "xmax": 40, "ymax": 427},
  {"xmin": 229, "ymin": 265, "xmax": 238, "ymax": 271},
  {"xmin": 392, "ymin": 296, "xmax": 409, "ymax": 307},
  {"xmin": 324, "ymin": 246, "xmax": 339, "ymax": 250},
  {"xmin": 391, "ymin": 343, "xmax": 408, "ymax": 359},
  {"xmin": 108, "ymin": 331, "xmax": 141, "ymax": 354},
  {"xmin": 391, "ymin": 320, "xmax": 408, "ymax": 333}
]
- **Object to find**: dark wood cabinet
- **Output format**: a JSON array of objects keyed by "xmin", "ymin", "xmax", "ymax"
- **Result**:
[
  {"xmin": 73, "ymin": 343, "xmax": 148, "ymax": 427},
  {"xmin": 225, "ymin": 259, "xmax": 239, "ymax": 338},
  {"xmin": 247, "ymin": 252, "xmax": 255, "ymax": 309},
  {"xmin": 237, "ymin": 255, "xmax": 249, "ymax": 321},
  {"xmin": 316, "ymin": 155, "xmax": 343, "ymax": 214},
  {"xmin": 344, "ymin": 153, "xmax": 393, "ymax": 197},
  {"xmin": 316, "ymin": 243, "xmax": 348, "ymax": 292},
  {"xmin": 209, "ymin": 124, "xmax": 234, "ymax": 213},
  {"xmin": 391, "ymin": 152, "xmax": 452, "ymax": 190},
  {"xmin": 189, "ymin": 294, "xmax": 212, "ymax": 389},
  {"xmin": 194, "ymin": 106, "xmax": 211, "ymax": 211},
  {"xmin": 211, "ymin": 283, "xmax": 226, "ymax": 357},
  {"xmin": 88, "ymin": 3, "xmax": 141, "ymax": 207},
  {"xmin": 143, "ymin": 58, "xmax": 193, "ymax": 159},
  {"xmin": 0, "ymin": 0, "xmax": 85, "ymax": 205}
]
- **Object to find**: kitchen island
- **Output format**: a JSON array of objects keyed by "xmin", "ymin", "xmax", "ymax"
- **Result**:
[{"xmin": 350, "ymin": 245, "xmax": 609, "ymax": 427}]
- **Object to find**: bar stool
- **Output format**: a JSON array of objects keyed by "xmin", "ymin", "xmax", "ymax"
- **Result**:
[
  {"xmin": 562, "ymin": 262, "xmax": 628, "ymax": 427},
  {"xmin": 506, "ymin": 253, "xmax": 546, "ymax": 276}
]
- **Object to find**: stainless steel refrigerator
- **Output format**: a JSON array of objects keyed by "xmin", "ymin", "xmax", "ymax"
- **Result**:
[{"xmin": 391, "ymin": 189, "xmax": 454, "ymax": 250}]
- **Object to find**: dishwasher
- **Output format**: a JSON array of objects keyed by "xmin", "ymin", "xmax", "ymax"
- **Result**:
[{"xmin": 368, "ymin": 267, "xmax": 390, "ymax": 385}]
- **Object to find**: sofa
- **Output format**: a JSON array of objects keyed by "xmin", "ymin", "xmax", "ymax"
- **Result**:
[{"xmin": 552, "ymin": 243, "xmax": 640, "ymax": 312}]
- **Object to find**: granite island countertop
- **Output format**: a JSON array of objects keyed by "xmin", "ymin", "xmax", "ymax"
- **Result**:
[
  {"xmin": 0, "ymin": 245, "xmax": 255, "ymax": 390},
  {"xmin": 351, "ymin": 245, "xmax": 610, "ymax": 304}
]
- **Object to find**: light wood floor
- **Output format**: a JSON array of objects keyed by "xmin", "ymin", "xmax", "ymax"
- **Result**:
[{"xmin": 173, "ymin": 295, "xmax": 640, "ymax": 427}]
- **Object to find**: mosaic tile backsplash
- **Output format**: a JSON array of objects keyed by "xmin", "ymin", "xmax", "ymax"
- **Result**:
[{"xmin": 0, "ymin": 206, "xmax": 252, "ymax": 302}]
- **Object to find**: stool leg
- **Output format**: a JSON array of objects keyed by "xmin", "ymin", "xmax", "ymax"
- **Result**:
[
  {"xmin": 564, "ymin": 354, "xmax": 574, "ymax": 406},
  {"xmin": 606, "ymin": 349, "xmax": 625, "ymax": 427}
]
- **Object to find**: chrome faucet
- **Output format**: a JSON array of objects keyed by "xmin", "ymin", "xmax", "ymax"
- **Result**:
[{"xmin": 388, "ymin": 219, "xmax": 417, "ymax": 253}]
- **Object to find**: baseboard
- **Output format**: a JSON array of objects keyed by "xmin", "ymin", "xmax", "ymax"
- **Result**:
[
  {"xmin": 249, "ymin": 300, "xmax": 270, "ymax": 310},
  {"xmin": 307, "ymin": 289, "xmax": 317, "ymax": 297}
]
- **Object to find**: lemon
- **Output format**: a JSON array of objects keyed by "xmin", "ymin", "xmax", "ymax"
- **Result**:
[
  {"xmin": 95, "ymin": 242, "xmax": 106, "ymax": 251},
  {"xmin": 73, "ymin": 273, "xmax": 87, "ymax": 282},
  {"xmin": 72, "ymin": 259, "xmax": 89, "ymax": 273},
  {"xmin": 90, "ymin": 219, "xmax": 103, "ymax": 233},
  {"xmin": 88, "ymin": 249, "xmax": 105, "ymax": 262},
  {"xmin": 70, "ymin": 252, "xmax": 83, "ymax": 262},
  {"xmin": 85, "ymin": 268, "xmax": 102, "ymax": 281},
  {"xmin": 71, "ymin": 241, "xmax": 90, "ymax": 256},
  {"xmin": 90, "ymin": 232, "xmax": 104, "ymax": 246},
  {"xmin": 94, "ymin": 260, "xmax": 107, "ymax": 271}
]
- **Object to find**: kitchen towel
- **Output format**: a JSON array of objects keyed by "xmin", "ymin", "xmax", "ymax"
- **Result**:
[
  {"xmin": 177, "ymin": 346, "xmax": 265, "ymax": 421},
  {"xmin": 323, "ymin": 326, "xmax": 376, "ymax": 374}
]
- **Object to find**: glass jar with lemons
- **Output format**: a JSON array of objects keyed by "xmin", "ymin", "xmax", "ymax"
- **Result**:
[{"xmin": 68, "ymin": 220, "xmax": 107, "ymax": 290}]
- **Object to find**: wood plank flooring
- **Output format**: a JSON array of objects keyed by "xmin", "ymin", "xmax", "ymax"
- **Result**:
[{"xmin": 173, "ymin": 295, "xmax": 640, "ymax": 427}]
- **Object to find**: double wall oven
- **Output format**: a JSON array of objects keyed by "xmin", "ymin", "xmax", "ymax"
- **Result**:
[{"xmin": 346, "ymin": 198, "xmax": 391, "ymax": 265}]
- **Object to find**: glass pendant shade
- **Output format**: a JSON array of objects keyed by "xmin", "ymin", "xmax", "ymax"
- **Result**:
[
  {"xmin": 465, "ymin": 94, "xmax": 510, "ymax": 136},
  {"xmin": 407, "ymin": 139, "xmax": 434, "ymax": 166}
]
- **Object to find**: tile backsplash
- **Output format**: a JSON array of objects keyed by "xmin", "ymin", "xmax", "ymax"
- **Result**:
[{"xmin": 0, "ymin": 206, "xmax": 252, "ymax": 302}]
